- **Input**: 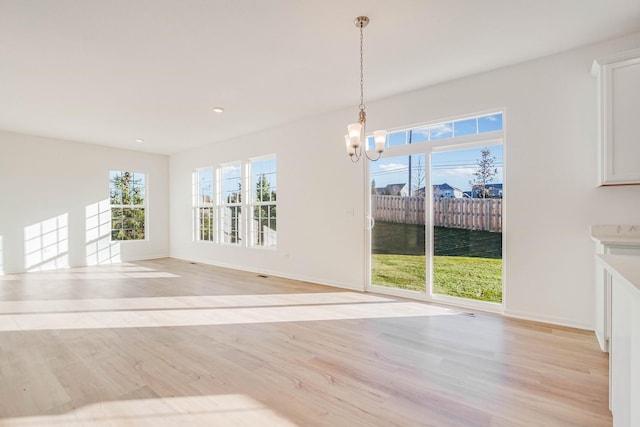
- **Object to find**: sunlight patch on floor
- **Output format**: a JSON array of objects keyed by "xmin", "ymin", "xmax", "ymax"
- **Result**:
[
  {"xmin": 0, "ymin": 264, "xmax": 179, "ymax": 281},
  {"xmin": 0, "ymin": 394, "xmax": 298, "ymax": 426},
  {"xmin": 0, "ymin": 262, "xmax": 465, "ymax": 332},
  {"xmin": 0, "ymin": 297, "xmax": 461, "ymax": 332},
  {"xmin": 0, "ymin": 292, "xmax": 396, "ymax": 314}
]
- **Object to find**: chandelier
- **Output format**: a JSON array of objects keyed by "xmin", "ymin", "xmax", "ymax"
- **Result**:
[{"xmin": 345, "ymin": 16, "xmax": 386, "ymax": 162}]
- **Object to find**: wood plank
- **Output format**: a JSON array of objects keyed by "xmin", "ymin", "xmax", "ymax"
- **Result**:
[{"xmin": 0, "ymin": 259, "xmax": 610, "ymax": 426}]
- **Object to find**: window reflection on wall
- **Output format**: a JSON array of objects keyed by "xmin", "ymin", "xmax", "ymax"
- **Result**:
[
  {"xmin": 24, "ymin": 214, "xmax": 69, "ymax": 271},
  {"xmin": 86, "ymin": 200, "xmax": 121, "ymax": 265}
]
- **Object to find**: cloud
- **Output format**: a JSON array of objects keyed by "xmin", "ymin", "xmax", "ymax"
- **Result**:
[
  {"xmin": 429, "ymin": 123, "xmax": 453, "ymax": 137},
  {"xmin": 431, "ymin": 168, "xmax": 477, "ymax": 186},
  {"xmin": 441, "ymin": 167, "xmax": 475, "ymax": 177},
  {"xmin": 379, "ymin": 163, "xmax": 408, "ymax": 172}
]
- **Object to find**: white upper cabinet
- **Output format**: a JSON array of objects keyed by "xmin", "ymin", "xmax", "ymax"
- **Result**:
[{"xmin": 592, "ymin": 49, "xmax": 640, "ymax": 186}]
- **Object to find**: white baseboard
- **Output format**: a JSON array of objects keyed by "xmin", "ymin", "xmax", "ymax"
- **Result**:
[
  {"xmin": 170, "ymin": 255, "xmax": 364, "ymax": 292},
  {"xmin": 503, "ymin": 308, "xmax": 593, "ymax": 331},
  {"xmin": 595, "ymin": 331, "xmax": 609, "ymax": 352},
  {"xmin": 122, "ymin": 254, "xmax": 170, "ymax": 262}
]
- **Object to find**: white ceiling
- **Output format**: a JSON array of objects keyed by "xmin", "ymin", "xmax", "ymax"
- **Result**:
[{"xmin": 1, "ymin": 0, "xmax": 639, "ymax": 155}]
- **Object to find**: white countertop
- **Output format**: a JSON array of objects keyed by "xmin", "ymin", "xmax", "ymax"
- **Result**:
[
  {"xmin": 598, "ymin": 254, "xmax": 640, "ymax": 294},
  {"xmin": 591, "ymin": 225, "xmax": 640, "ymax": 246}
]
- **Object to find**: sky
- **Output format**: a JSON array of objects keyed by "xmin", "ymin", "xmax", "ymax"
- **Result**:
[
  {"xmin": 370, "ymin": 144, "xmax": 503, "ymax": 192},
  {"xmin": 368, "ymin": 113, "xmax": 504, "ymax": 192},
  {"xmin": 196, "ymin": 158, "xmax": 278, "ymax": 203}
]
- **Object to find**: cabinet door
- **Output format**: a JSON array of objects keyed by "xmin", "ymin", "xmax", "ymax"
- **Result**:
[
  {"xmin": 610, "ymin": 277, "xmax": 631, "ymax": 426},
  {"xmin": 594, "ymin": 258, "xmax": 608, "ymax": 352},
  {"xmin": 631, "ymin": 295, "xmax": 640, "ymax": 427},
  {"xmin": 594, "ymin": 50, "xmax": 640, "ymax": 185}
]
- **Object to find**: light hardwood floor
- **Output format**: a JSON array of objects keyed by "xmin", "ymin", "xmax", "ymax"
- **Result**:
[{"xmin": 0, "ymin": 258, "xmax": 611, "ymax": 426}]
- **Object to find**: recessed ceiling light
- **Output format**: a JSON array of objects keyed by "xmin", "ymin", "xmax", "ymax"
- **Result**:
[
  {"xmin": 135, "ymin": 139, "xmax": 144, "ymax": 143},
  {"xmin": 213, "ymin": 107, "xmax": 225, "ymax": 113}
]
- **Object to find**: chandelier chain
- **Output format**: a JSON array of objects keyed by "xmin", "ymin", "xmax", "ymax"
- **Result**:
[
  {"xmin": 359, "ymin": 25, "xmax": 365, "ymax": 112},
  {"xmin": 345, "ymin": 16, "xmax": 383, "ymax": 162}
]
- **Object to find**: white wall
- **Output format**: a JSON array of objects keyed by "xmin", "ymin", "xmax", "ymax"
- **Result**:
[
  {"xmin": 170, "ymin": 115, "xmax": 366, "ymax": 290},
  {"xmin": 0, "ymin": 131, "xmax": 169, "ymax": 274},
  {"xmin": 170, "ymin": 31, "xmax": 640, "ymax": 330}
]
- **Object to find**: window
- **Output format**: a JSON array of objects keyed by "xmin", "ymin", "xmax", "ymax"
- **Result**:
[
  {"xmin": 429, "ymin": 122, "xmax": 453, "ymax": 140},
  {"xmin": 219, "ymin": 162, "xmax": 242, "ymax": 244},
  {"xmin": 109, "ymin": 171, "xmax": 146, "ymax": 240},
  {"xmin": 194, "ymin": 167, "xmax": 214, "ymax": 241},
  {"xmin": 368, "ymin": 111, "xmax": 505, "ymax": 308},
  {"xmin": 249, "ymin": 156, "xmax": 277, "ymax": 247},
  {"xmin": 381, "ymin": 112, "xmax": 504, "ymax": 147},
  {"xmin": 192, "ymin": 156, "xmax": 278, "ymax": 246}
]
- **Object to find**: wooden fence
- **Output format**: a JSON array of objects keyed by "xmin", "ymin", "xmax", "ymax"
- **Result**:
[{"xmin": 371, "ymin": 195, "xmax": 502, "ymax": 232}]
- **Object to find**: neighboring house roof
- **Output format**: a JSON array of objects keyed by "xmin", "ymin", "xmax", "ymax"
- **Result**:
[
  {"xmin": 433, "ymin": 183, "xmax": 455, "ymax": 190},
  {"xmin": 375, "ymin": 183, "xmax": 406, "ymax": 195},
  {"xmin": 385, "ymin": 183, "xmax": 405, "ymax": 189},
  {"xmin": 375, "ymin": 182, "xmax": 475, "ymax": 196},
  {"xmin": 432, "ymin": 183, "xmax": 464, "ymax": 198},
  {"xmin": 433, "ymin": 183, "xmax": 463, "ymax": 193}
]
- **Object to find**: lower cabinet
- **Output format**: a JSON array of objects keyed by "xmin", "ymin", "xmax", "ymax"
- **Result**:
[
  {"xmin": 595, "ymin": 244, "xmax": 640, "ymax": 353},
  {"xmin": 610, "ymin": 275, "xmax": 640, "ymax": 426}
]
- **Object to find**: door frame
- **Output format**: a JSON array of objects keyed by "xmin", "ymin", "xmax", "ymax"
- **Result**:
[{"xmin": 364, "ymin": 130, "xmax": 506, "ymax": 314}]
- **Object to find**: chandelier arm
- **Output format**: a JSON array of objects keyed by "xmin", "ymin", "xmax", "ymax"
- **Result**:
[
  {"xmin": 363, "ymin": 149, "xmax": 382, "ymax": 161},
  {"xmin": 351, "ymin": 147, "xmax": 362, "ymax": 162}
]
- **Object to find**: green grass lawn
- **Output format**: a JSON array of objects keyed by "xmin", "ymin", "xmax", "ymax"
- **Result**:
[
  {"xmin": 371, "ymin": 222, "xmax": 503, "ymax": 303},
  {"xmin": 372, "ymin": 254, "xmax": 502, "ymax": 303},
  {"xmin": 372, "ymin": 222, "xmax": 502, "ymax": 258}
]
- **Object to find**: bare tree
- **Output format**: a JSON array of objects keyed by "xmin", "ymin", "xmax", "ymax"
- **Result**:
[
  {"xmin": 469, "ymin": 148, "xmax": 498, "ymax": 198},
  {"xmin": 411, "ymin": 157, "xmax": 425, "ymax": 197}
]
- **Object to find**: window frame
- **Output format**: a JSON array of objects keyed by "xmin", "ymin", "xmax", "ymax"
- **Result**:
[
  {"xmin": 193, "ymin": 167, "xmax": 215, "ymax": 242},
  {"xmin": 371, "ymin": 111, "xmax": 504, "ymax": 151},
  {"xmin": 364, "ymin": 109, "xmax": 506, "ymax": 313},
  {"xmin": 248, "ymin": 155, "xmax": 277, "ymax": 249},
  {"xmin": 218, "ymin": 161, "xmax": 243, "ymax": 245},
  {"xmin": 109, "ymin": 170, "xmax": 147, "ymax": 242}
]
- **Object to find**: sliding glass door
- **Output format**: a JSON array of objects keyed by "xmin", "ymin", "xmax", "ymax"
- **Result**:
[
  {"xmin": 430, "ymin": 145, "xmax": 503, "ymax": 304},
  {"xmin": 366, "ymin": 113, "xmax": 504, "ymax": 309},
  {"xmin": 369, "ymin": 154, "xmax": 426, "ymax": 293}
]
